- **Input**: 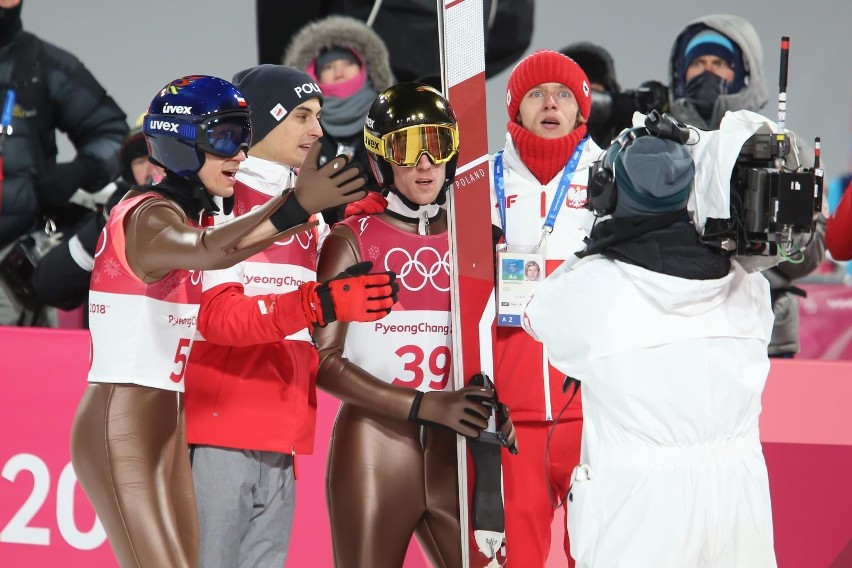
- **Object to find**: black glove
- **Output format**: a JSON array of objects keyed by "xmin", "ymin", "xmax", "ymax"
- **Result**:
[
  {"xmin": 408, "ymin": 386, "xmax": 494, "ymax": 438},
  {"xmin": 35, "ymin": 157, "xmax": 99, "ymax": 207}
]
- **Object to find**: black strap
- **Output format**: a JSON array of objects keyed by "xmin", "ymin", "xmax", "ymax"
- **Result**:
[
  {"xmin": 315, "ymin": 281, "xmax": 336, "ymax": 326},
  {"xmin": 269, "ymin": 192, "xmax": 309, "ymax": 232},
  {"xmin": 408, "ymin": 390, "xmax": 425, "ymax": 422},
  {"xmin": 770, "ymin": 285, "xmax": 808, "ymax": 305}
]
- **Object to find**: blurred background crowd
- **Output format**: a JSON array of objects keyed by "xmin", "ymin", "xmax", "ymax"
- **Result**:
[{"xmin": 3, "ymin": 0, "xmax": 851, "ymax": 359}]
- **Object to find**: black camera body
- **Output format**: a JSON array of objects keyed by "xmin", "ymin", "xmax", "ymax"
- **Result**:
[
  {"xmin": 587, "ymin": 81, "xmax": 670, "ymax": 146},
  {"xmin": 701, "ymin": 133, "xmax": 823, "ymax": 256}
]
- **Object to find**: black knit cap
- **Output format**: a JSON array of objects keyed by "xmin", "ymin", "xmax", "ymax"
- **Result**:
[
  {"xmin": 119, "ymin": 127, "xmax": 148, "ymax": 183},
  {"xmin": 612, "ymin": 137, "xmax": 694, "ymax": 218},
  {"xmin": 232, "ymin": 64, "xmax": 324, "ymax": 146}
]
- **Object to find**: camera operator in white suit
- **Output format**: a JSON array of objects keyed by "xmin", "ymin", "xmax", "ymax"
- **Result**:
[{"xmin": 522, "ymin": 131, "xmax": 777, "ymax": 568}]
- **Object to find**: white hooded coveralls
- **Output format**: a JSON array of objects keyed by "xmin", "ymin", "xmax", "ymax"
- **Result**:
[{"xmin": 523, "ymin": 255, "xmax": 777, "ymax": 568}]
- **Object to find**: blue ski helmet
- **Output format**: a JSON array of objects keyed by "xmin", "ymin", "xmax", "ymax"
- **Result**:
[{"xmin": 144, "ymin": 75, "xmax": 252, "ymax": 178}]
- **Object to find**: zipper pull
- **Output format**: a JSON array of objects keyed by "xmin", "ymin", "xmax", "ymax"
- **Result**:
[
  {"xmin": 291, "ymin": 447, "xmax": 298, "ymax": 480},
  {"xmin": 419, "ymin": 210, "xmax": 429, "ymax": 235}
]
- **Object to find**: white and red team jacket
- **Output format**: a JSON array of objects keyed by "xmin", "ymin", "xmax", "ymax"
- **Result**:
[
  {"xmin": 184, "ymin": 156, "xmax": 321, "ymax": 455},
  {"xmin": 489, "ymin": 135, "xmax": 602, "ymax": 422},
  {"xmin": 340, "ymin": 214, "xmax": 453, "ymax": 393},
  {"xmin": 88, "ymin": 193, "xmax": 202, "ymax": 392}
]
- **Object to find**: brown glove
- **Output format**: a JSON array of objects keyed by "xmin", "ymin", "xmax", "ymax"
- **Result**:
[
  {"xmin": 409, "ymin": 386, "xmax": 495, "ymax": 438},
  {"xmin": 293, "ymin": 141, "xmax": 367, "ymax": 214},
  {"xmin": 470, "ymin": 372, "xmax": 518, "ymax": 454}
]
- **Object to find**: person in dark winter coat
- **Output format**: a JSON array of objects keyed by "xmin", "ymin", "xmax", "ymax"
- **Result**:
[
  {"xmin": 258, "ymin": 0, "xmax": 533, "ymax": 83},
  {"xmin": 668, "ymin": 14, "xmax": 826, "ymax": 357},
  {"xmin": 0, "ymin": 0, "xmax": 128, "ymax": 325},
  {"xmin": 31, "ymin": 118, "xmax": 163, "ymax": 315}
]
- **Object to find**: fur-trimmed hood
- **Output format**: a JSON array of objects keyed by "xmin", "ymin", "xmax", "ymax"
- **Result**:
[{"xmin": 283, "ymin": 15, "xmax": 394, "ymax": 92}]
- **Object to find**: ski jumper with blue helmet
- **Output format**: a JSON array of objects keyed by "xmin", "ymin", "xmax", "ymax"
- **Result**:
[{"xmin": 69, "ymin": 74, "xmax": 331, "ymax": 568}]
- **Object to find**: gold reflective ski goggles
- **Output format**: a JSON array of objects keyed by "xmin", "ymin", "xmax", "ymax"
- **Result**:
[{"xmin": 364, "ymin": 124, "xmax": 459, "ymax": 166}]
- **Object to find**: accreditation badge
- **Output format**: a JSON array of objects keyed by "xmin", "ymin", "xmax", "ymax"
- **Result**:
[{"xmin": 496, "ymin": 243, "xmax": 545, "ymax": 327}]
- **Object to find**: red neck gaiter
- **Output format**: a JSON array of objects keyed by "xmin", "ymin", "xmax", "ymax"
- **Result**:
[{"xmin": 507, "ymin": 121, "xmax": 588, "ymax": 185}]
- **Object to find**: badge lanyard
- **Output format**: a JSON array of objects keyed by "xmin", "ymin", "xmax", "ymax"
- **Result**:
[
  {"xmin": 494, "ymin": 138, "xmax": 587, "ymax": 251},
  {"xmin": 493, "ymin": 139, "xmax": 586, "ymax": 326}
]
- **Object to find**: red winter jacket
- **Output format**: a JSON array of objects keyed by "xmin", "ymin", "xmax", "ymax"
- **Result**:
[
  {"xmin": 184, "ymin": 283, "xmax": 319, "ymax": 454},
  {"xmin": 184, "ymin": 163, "xmax": 320, "ymax": 455}
]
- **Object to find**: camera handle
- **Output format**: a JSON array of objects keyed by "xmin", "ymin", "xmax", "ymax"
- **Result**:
[{"xmin": 644, "ymin": 110, "xmax": 691, "ymax": 144}]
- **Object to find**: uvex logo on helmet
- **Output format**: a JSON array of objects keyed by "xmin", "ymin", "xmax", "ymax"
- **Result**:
[
  {"xmin": 294, "ymin": 82, "xmax": 321, "ymax": 99},
  {"xmin": 150, "ymin": 120, "xmax": 179, "ymax": 133},
  {"xmin": 162, "ymin": 104, "xmax": 192, "ymax": 114}
]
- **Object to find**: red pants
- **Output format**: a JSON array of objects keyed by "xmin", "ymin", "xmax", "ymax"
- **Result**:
[{"xmin": 502, "ymin": 419, "xmax": 582, "ymax": 567}]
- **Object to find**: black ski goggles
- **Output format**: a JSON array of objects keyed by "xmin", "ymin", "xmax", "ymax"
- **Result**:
[
  {"xmin": 145, "ymin": 111, "xmax": 252, "ymax": 158},
  {"xmin": 364, "ymin": 124, "xmax": 459, "ymax": 166}
]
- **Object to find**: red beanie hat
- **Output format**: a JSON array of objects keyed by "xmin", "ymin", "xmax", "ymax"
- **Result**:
[{"xmin": 506, "ymin": 49, "xmax": 592, "ymax": 125}]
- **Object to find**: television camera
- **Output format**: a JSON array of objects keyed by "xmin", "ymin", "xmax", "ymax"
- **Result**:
[{"xmin": 700, "ymin": 36, "xmax": 823, "ymax": 257}]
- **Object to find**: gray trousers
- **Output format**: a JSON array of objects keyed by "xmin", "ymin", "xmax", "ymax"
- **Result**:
[{"xmin": 191, "ymin": 445, "xmax": 296, "ymax": 568}]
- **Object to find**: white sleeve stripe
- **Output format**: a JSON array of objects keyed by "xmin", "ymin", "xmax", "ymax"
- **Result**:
[
  {"xmin": 258, "ymin": 299, "xmax": 268, "ymax": 315},
  {"xmin": 68, "ymin": 235, "xmax": 95, "ymax": 271}
]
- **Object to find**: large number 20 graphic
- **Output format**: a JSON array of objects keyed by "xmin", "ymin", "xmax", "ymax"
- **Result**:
[
  {"xmin": 1, "ymin": 454, "xmax": 105, "ymax": 550},
  {"xmin": 393, "ymin": 345, "xmax": 451, "ymax": 390}
]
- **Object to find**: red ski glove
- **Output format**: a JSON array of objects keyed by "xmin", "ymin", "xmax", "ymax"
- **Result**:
[
  {"xmin": 300, "ymin": 261, "xmax": 398, "ymax": 329},
  {"xmin": 344, "ymin": 191, "xmax": 388, "ymax": 218}
]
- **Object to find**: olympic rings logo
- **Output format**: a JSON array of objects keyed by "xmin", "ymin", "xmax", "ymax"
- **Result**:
[
  {"xmin": 273, "ymin": 230, "xmax": 313, "ymax": 250},
  {"xmin": 384, "ymin": 246, "xmax": 450, "ymax": 292}
]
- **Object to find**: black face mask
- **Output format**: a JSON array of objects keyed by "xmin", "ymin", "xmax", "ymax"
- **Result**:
[
  {"xmin": 684, "ymin": 71, "xmax": 730, "ymax": 121},
  {"xmin": 0, "ymin": 4, "xmax": 23, "ymax": 47}
]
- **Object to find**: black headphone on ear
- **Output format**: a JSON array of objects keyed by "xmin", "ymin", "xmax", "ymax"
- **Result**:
[
  {"xmin": 585, "ymin": 127, "xmax": 645, "ymax": 217},
  {"xmin": 585, "ymin": 111, "xmax": 692, "ymax": 217}
]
